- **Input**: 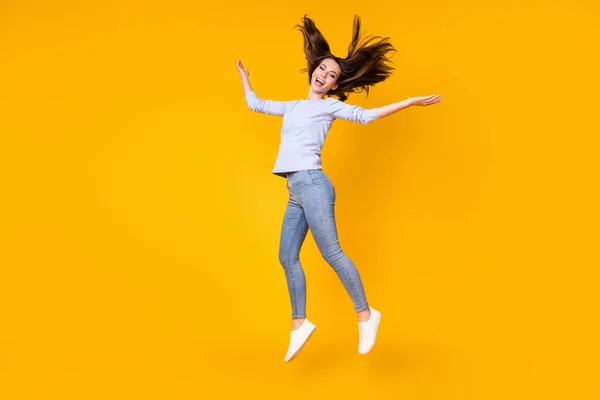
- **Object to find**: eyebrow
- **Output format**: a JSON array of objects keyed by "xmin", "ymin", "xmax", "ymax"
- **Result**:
[{"xmin": 321, "ymin": 64, "xmax": 338, "ymax": 76}]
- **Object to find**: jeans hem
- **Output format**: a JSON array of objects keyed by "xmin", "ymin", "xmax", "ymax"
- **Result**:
[{"xmin": 355, "ymin": 303, "xmax": 370, "ymax": 313}]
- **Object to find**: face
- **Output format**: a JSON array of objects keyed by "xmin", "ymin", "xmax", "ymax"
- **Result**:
[{"xmin": 310, "ymin": 58, "xmax": 341, "ymax": 95}]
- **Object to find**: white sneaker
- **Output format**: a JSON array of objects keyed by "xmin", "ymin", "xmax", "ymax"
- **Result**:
[
  {"xmin": 358, "ymin": 307, "xmax": 381, "ymax": 354},
  {"xmin": 284, "ymin": 320, "xmax": 316, "ymax": 362}
]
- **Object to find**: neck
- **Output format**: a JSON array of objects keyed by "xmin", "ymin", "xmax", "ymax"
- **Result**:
[{"xmin": 307, "ymin": 89, "xmax": 325, "ymax": 100}]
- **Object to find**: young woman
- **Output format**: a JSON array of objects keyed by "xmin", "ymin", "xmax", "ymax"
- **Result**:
[{"xmin": 237, "ymin": 15, "xmax": 442, "ymax": 362}]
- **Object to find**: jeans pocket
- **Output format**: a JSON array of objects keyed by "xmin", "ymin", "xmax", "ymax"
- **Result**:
[
  {"xmin": 323, "ymin": 175, "xmax": 335, "ymax": 192},
  {"xmin": 323, "ymin": 176, "xmax": 336, "ymax": 200},
  {"xmin": 307, "ymin": 169, "xmax": 324, "ymax": 185}
]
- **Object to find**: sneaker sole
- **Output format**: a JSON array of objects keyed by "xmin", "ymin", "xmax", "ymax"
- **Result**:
[{"xmin": 285, "ymin": 327, "xmax": 316, "ymax": 362}]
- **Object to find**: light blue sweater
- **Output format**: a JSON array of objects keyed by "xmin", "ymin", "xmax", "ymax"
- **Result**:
[{"xmin": 245, "ymin": 90, "xmax": 379, "ymax": 177}]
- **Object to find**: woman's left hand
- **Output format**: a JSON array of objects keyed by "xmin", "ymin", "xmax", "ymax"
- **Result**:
[{"xmin": 409, "ymin": 94, "xmax": 442, "ymax": 106}]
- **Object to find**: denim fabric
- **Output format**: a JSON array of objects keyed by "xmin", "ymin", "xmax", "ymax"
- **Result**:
[{"xmin": 278, "ymin": 169, "xmax": 369, "ymax": 319}]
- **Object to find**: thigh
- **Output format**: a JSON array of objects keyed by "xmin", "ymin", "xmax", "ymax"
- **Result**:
[
  {"xmin": 279, "ymin": 195, "xmax": 309, "ymax": 262},
  {"xmin": 301, "ymin": 170, "xmax": 341, "ymax": 258}
]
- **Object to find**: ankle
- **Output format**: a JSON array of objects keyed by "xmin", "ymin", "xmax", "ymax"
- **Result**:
[
  {"xmin": 357, "ymin": 308, "xmax": 371, "ymax": 322},
  {"xmin": 292, "ymin": 318, "xmax": 305, "ymax": 330}
]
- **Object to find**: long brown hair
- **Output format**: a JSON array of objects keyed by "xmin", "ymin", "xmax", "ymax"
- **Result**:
[{"xmin": 295, "ymin": 15, "xmax": 396, "ymax": 101}]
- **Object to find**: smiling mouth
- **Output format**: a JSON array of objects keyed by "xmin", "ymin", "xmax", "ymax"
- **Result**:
[{"xmin": 316, "ymin": 78, "xmax": 324, "ymax": 86}]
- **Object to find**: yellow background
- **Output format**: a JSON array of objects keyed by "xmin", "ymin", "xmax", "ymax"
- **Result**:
[{"xmin": 1, "ymin": 0, "xmax": 599, "ymax": 399}]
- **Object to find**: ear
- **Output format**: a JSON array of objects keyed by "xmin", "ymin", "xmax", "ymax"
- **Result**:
[{"xmin": 332, "ymin": 84, "xmax": 338, "ymax": 91}]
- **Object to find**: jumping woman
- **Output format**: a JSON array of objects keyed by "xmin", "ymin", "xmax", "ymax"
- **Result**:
[{"xmin": 237, "ymin": 15, "xmax": 442, "ymax": 362}]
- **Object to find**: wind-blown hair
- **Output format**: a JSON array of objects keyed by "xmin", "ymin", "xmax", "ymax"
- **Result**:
[{"xmin": 295, "ymin": 15, "xmax": 396, "ymax": 102}]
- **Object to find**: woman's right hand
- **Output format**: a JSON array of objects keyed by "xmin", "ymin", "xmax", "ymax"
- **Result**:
[{"xmin": 237, "ymin": 60, "xmax": 249, "ymax": 78}]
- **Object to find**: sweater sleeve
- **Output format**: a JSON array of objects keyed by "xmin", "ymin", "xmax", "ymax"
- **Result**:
[
  {"xmin": 245, "ymin": 91, "xmax": 289, "ymax": 116},
  {"xmin": 327, "ymin": 98, "xmax": 379, "ymax": 124}
]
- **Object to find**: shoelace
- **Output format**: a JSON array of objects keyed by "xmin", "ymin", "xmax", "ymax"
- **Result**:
[{"xmin": 358, "ymin": 323, "xmax": 368, "ymax": 343}]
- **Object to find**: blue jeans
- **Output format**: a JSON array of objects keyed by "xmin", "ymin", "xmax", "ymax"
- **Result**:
[{"xmin": 279, "ymin": 169, "xmax": 369, "ymax": 319}]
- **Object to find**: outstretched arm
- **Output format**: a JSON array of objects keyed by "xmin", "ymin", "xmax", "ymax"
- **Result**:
[
  {"xmin": 237, "ymin": 60, "xmax": 288, "ymax": 116},
  {"xmin": 376, "ymin": 94, "xmax": 442, "ymax": 118},
  {"xmin": 328, "ymin": 94, "xmax": 442, "ymax": 124},
  {"xmin": 327, "ymin": 100, "xmax": 380, "ymax": 124}
]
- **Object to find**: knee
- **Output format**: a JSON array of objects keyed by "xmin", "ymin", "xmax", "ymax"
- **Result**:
[
  {"xmin": 279, "ymin": 249, "xmax": 297, "ymax": 270},
  {"xmin": 322, "ymin": 247, "xmax": 345, "ymax": 266}
]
